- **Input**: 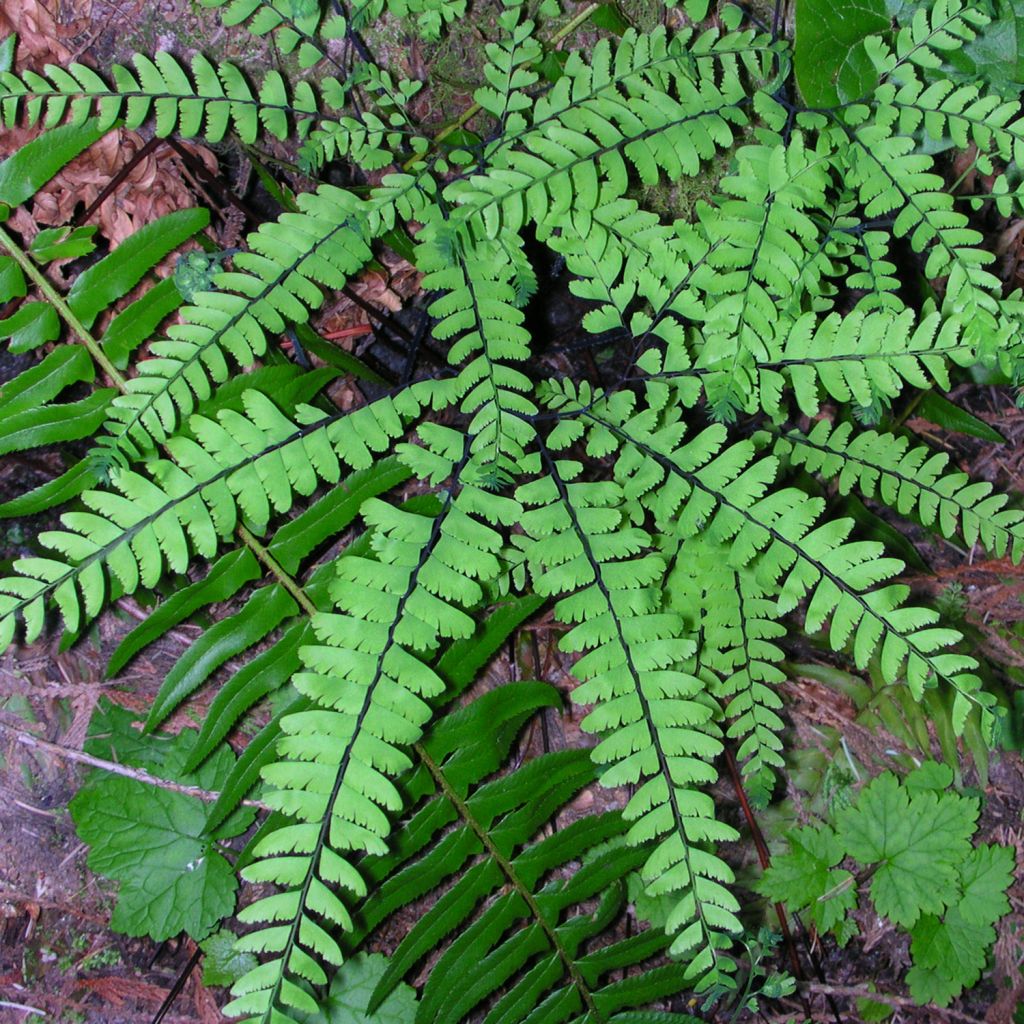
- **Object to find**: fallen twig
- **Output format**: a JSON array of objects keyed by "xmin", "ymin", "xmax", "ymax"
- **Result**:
[
  {"xmin": 0, "ymin": 1000, "xmax": 46, "ymax": 1018},
  {"xmin": 803, "ymin": 982, "xmax": 988, "ymax": 1023},
  {"xmin": 0, "ymin": 721, "xmax": 270, "ymax": 810}
]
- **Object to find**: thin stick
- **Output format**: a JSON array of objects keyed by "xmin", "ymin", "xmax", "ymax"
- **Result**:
[
  {"xmin": 151, "ymin": 946, "xmax": 202, "ymax": 1024},
  {"xmin": 0, "ymin": 1001, "xmax": 46, "ymax": 1018},
  {"xmin": 0, "ymin": 224, "xmax": 127, "ymax": 388},
  {"xmin": 322, "ymin": 324, "xmax": 373, "ymax": 340},
  {"xmin": 0, "ymin": 722, "xmax": 269, "ymax": 810},
  {"xmin": 73, "ymin": 135, "xmax": 162, "ymax": 227},
  {"xmin": 804, "ymin": 983, "xmax": 987, "ymax": 1024}
]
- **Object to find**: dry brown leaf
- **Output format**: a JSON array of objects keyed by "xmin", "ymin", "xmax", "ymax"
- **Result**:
[
  {"xmin": 0, "ymin": 0, "xmax": 74, "ymax": 65},
  {"xmin": 318, "ymin": 252, "xmax": 422, "ymax": 337},
  {"xmin": 0, "ymin": 0, "xmax": 218, "ymax": 264}
]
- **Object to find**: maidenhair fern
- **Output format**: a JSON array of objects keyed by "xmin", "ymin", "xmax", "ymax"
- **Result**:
[{"xmin": 0, "ymin": 0, "xmax": 1022, "ymax": 1018}]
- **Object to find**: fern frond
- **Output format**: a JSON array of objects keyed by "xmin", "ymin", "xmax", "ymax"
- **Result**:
[
  {"xmin": 637, "ymin": 307, "xmax": 974, "ymax": 419},
  {"xmin": 545, "ymin": 169, "xmax": 970, "ymax": 421},
  {"xmin": 299, "ymin": 67, "xmax": 425, "ymax": 172},
  {"xmin": 880, "ymin": 72, "xmax": 1024, "ymax": 167},
  {"xmin": 843, "ymin": 218, "xmax": 902, "ymax": 310},
  {"xmin": 780, "ymin": 420, "xmax": 1024, "ymax": 561},
  {"xmin": 473, "ymin": 5, "xmax": 543, "ymax": 136},
  {"xmin": 5, "ymin": 1, "xmax": 1021, "ymax": 1014},
  {"xmin": 548, "ymin": 196, "xmax": 691, "ymax": 361},
  {"xmin": 778, "ymin": 198, "xmax": 850, "ymax": 315},
  {"xmin": 669, "ymin": 536, "xmax": 786, "ymax": 787},
  {"xmin": 227, "ymin": 473, "xmax": 512, "ymax": 1023},
  {"xmin": 0, "ymin": 390, "xmax": 418, "ymax": 645},
  {"xmin": 0, "ymin": 198, "xmax": 208, "ymax": 514},
  {"xmin": 692, "ymin": 132, "xmax": 834, "ymax": 415},
  {"xmin": 883, "ymin": 0, "xmax": 989, "ymax": 77},
  {"xmin": 446, "ymin": 28, "xmax": 750, "ymax": 239},
  {"xmin": 836, "ymin": 115, "xmax": 993, "ymax": 287},
  {"xmin": 99, "ymin": 460, "xmax": 411, "ymax": 765},
  {"xmin": 99, "ymin": 186, "xmax": 373, "ymax": 457},
  {"xmin": 380, "ymin": 0, "xmax": 468, "ymax": 40},
  {"xmin": 195, "ymin": 534, "xmax": 538, "ymax": 838},
  {"xmin": 101, "ymin": 168, "xmax": 442, "ymax": 459},
  {"xmin": 833, "ymin": 107, "xmax": 1005, "ymax": 354},
  {"xmin": 516, "ymin": 448, "xmax": 742, "ymax": 988},
  {"xmin": 417, "ymin": 221, "xmax": 537, "ymax": 482},
  {"xmin": 0, "ymin": 54, "xmax": 325, "ymax": 143},
  {"xmin": 346, "ymin": 676, "xmax": 562, "ymax": 943},
  {"xmin": 198, "ymin": 0, "xmax": 336, "ymax": 69},
  {"xmin": 546, "ymin": 383, "xmax": 1000, "ymax": 739}
]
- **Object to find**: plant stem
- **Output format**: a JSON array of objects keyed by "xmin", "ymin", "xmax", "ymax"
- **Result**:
[
  {"xmin": 0, "ymin": 221, "xmax": 317, "ymax": 634},
  {"xmin": 236, "ymin": 524, "xmax": 319, "ymax": 618},
  {"xmin": 721, "ymin": 746, "xmax": 817, "ymax": 1023},
  {"xmin": 415, "ymin": 738, "xmax": 606, "ymax": 1022},
  {"xmin": 549, "ymin": 3, "xmax": 601, "ymax": 45},
  {"xmin": 0, "ymin": 223, "xmax": 127, "ymax": 390}
]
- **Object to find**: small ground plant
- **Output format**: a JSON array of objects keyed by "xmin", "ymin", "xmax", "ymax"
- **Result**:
[{"xmin": 0, "ymin": 0, "xmax": 1022, "ymax": 1019}]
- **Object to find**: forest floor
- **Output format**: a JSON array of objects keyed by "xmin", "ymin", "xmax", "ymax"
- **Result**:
[{"xmin": 2, "ymin": 0, "xmax": 1024, "ymax": 1022}]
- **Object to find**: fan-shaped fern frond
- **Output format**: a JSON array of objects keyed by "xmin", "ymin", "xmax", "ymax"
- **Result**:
[
  {"xmin": 4, "ymin": 0, "xmax": 1023, "ymax": 1015},
  {"xmin": 541, "ymin": 182, "xmax": 974, "ymax": 421}
]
